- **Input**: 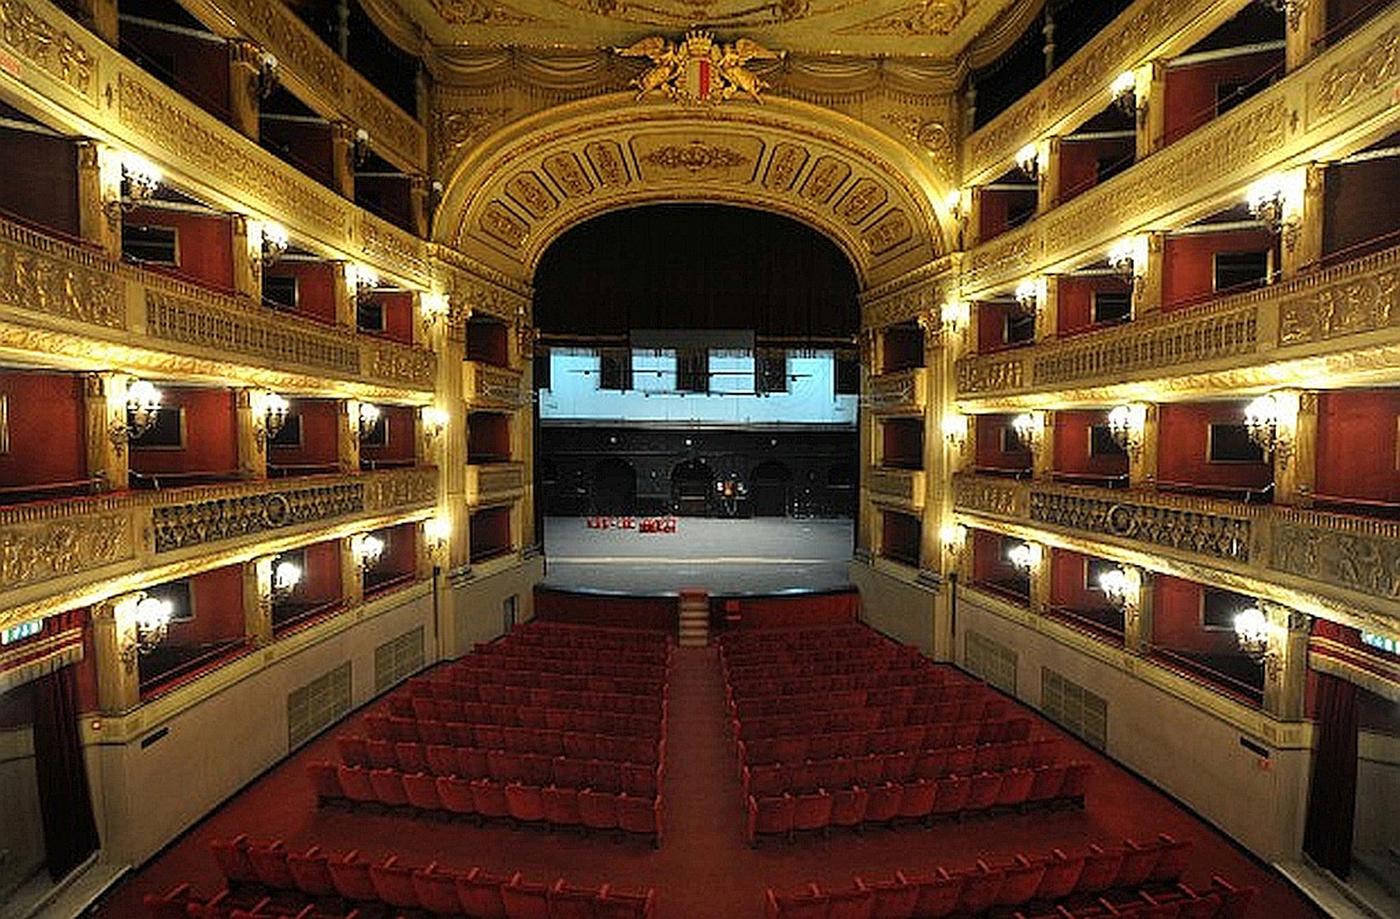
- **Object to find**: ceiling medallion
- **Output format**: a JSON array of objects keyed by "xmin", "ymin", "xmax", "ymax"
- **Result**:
[
  {"xmin": 641, "ymin": 140, "xmax": 751, "ymax": 172},
  {"xmin": 615, "ymin": 30, "xmax": 784, "ymax": 105}
]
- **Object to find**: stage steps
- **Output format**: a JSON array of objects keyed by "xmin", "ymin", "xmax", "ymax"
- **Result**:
[{"xmin": 678, "ymin": 589, "xmax": 709, "ymax": 647}]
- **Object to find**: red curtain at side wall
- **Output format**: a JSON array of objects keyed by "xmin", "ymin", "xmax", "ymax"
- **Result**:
[
  {"xmin": 32, "ymin": 667, "xmax": 100, "ymax": 880},
  {"xmin": 1302, "ymin": 671, "xmax": 1358, "ymax": 877}
]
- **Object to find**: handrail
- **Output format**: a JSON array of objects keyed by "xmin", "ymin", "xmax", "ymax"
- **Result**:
[
  {"xmin": 1155, "ymin": 479, "xmax": 1274, "ymax": 504},
  {"xmin": 267, "ymin": 463, "xmax": 341, "ymax": 477},
  {"xmin": 1145, "ymin": 643, "xmax": 1264, "ymax": 706},
  {"xmin": 129, "ymin": 469, "xmax": 245, "ymax": 489},
  {"xmin": 1051, "ymin": 471, "xmax": 1129, "ymax": 489},
  {"xmin": 972, "ymin": 465, "xmax": 1033, "ymax": 480},
  {"xmin": 0, "ymin": 478, "xmax": 105, "ymax": 500},
  {"xmin": 1044, "ymin": 603, "xmax": 1126, "ymax": 645}
]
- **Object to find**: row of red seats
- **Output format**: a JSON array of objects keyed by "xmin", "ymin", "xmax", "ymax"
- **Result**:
[
  {"xmin": 745, "ymin": 761, "xmax": 1090, "ymax": 843},
  {"xmin": 742, "ymin": 738, "xmax": 1062, "ymax": 797},
  {"xmin": 451, "ymin": 653, "xmax": 668, "ymax": 681},
  {"xmin": 762, "ymin": 835, "xmax": 1226, "ymax": 919},
  {"xmin": 718, "ymin": 623, "xmax": 886, "ymax": 644},
  {"xmin": 147, "ymin": 836, "xmax": 655, "ymax": 918},
  {"xmin": 309, "ymin": 766, "xmax": 663, "ymax": 844},
  {"xmin": 476, "ymin": 638, "xmax": 670, "ymax": 662},
  {"xmin": 362, "ymin": 716, "xmax": 663, "ymax": 763},
  {"xmin": 737, "ymin": 717, "xmax": 1032, "ymax": 764},
  {"xmin": 508, "ymin": 621, "xmax": 672, "ymax": 647},
  {"xmin": 732, "ymin": 681, "xmax": 986, "ymax": 718},
  {"xmin": 335, "ymin": 737, "xmax": 661, "ymax": 794},
  {"xmin": 440, "ymin": 665, "xmax": 663, "ymax": 696},
  {"xmin": 726, "ymin": 667, "xmax": 959, "ymax": 700},
  {"xmin": 723, "ymin": 650, "xmax": 925, "ymax": 678},
  {"xmin": 402, "ymin": 679, "xmax": 663, "ymax": 715},
  {"xmin": 383, "ymin": 699, "xmax": 663, "ymax": 737},
  {"xmin": 735, "ymin": 698, "xmax": 1010, "ymax": 741}
]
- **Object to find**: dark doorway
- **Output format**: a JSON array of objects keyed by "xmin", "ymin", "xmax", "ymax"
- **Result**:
[
  {"xmin": 591, "ymin": 457, "xmax": 637, "ymax": 515},
  {"xmin": 671, "ymin": 459, "xmax": 714, "ymax": 516},
  {"xmin": 751, "ymin": 460, "xmax": 792, "ymax": 517}
]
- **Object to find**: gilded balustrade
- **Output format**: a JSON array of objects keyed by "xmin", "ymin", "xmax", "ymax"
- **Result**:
[
  {"xmin": 0, "ymin": 213, "xmax": 435, "ymax": 395},
  {"xmin": 466, "ymin": 462, "xmax": 527, "ymax": 507},
  {"xmin": 960, "ymin": 9, "xmax": 1400, "ymax": 296},
  {"xmin": 951, "ymin": 473, "xmax": 1400, "ymax": 634},
  {"xmin": 464, "ymin": 362, "xmax": 525, "ymax": 410},
  {"xmin": 865, "ymin": 368, "xmax": 927, "ymax": 414},
  {"xmin": 0, "ymin": 467, "xmax": 437, "ymax": 631},
  {"xmin": 956, "ymin": 244, "xmax": 1400, "ymax": 402},
  {"xmin": 866, "ymin": 467, "xmax": 926, "ymax": 511}
]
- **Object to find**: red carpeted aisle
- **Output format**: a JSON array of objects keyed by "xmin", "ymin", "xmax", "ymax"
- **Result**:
[{"xmin": 94, "ymin": 646, "xmax": 1321, "ymax": 918}]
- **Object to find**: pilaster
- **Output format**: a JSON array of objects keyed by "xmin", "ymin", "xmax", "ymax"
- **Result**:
[
  {"xmin": 1285, "ymin": 0, "xmax": 1328, "ymax": 71},
  {"xmin": 1127, "ymin": 403, "xmax": 1159, "ymax": 488},
  {"xmin": 919, "ymin": 314, "xmax": 943, "ymax": 573},
  {"xmin": 1035, "ymin": 277, "xmax": 1059, "ymax": 342},
  {"xmin": 76, "ymin": 142, "xmax": 121, "ymax": 258},
  {"xmin": 1134, "ymin": 232, "xmax": 1166, "ymax": 317},
  {"xmin": 409, "ymin": 176, "xmax": 430, "ymax": 239},
  {"xmin": 1123, "ymin": 567, "xmax": 1152, "ymax": 654},
  {"xmin": 1038, "ymin": 138, "xmax": 1061, "ymax": 212},
  {"xmin": 1275, "ymin": 390, "xmax": 1317, "ymax": 507},
  {"xmin": 231, "ymin": 216, "xmax": 262, "ymax": 301},
  {"xmin": 965, "ymin": 187, "xmax": 985, "ymax": 250},
  {"xmin": 1030, "ymin": 411, "xmax": 1054, "ymax": 481},
  {"xmin": 333, "ymin": 262, "xmax": 357, "ymax": 329},
  {"xmin": 331, "ymin": 123, "xmax": 358, "ymax": 200},
  {"xmin": 244, "ymin": 557, "xmax": 273, "ymax": 646},
  {"xmin": 227, "ymin": 40, "xmax": 264, "ymax": 141},
  {"xmin": 91, "ymin": 595, "xmax": 142, "ymax": 714},
  {"xmin": 1262, "ymin": 602, "xmax": 1310, "ymax": 720},
  {"xmin": 340, "ymin": 536, "xmax": 365, "ymax": 607},
  {"xmin": 337, "ymin": 400, "xmax": 362, "ymax": 473},
  {"xmin": 1287, "ymin": 163, "xmax": 1327, "ymax": 277},
  {"xmin": 84, "ymin": 373, "xmax": 128, "ymax": 491},
  {"xmin": 1137, "ymin": 61, "xmax": 1167, "ymax": 158},
  {"xmin": 1027, "ymin": 544, "xmax": 1051, "ymax": 614},
  {"xmin": 235, "ymin": 388, "xmax": 268, "ymax": 479}
]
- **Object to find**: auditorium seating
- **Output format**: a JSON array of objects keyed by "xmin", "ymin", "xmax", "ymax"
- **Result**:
[
  {"xmin": 142, "ymin": 836, "xmax": 657, "ymax": 918},
  {"xmin": 722, "ymin": 625, "xmax": 1091, "ymax": 842},
  {"xmin": 761, "ymin": 836, "xmax": 1255, "ymax": 919},
  {"xmin": 311, "ymin": 622, "xmax": 670, "ymax": 846}
]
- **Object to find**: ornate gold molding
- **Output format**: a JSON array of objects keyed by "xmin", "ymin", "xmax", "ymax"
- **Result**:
[
  {"xmin": 867, "ymin": 467, "xmax": 926, "ymax": 510},
  {"xmin": 0, "ymin": 0, "xmax": 97, "ymax": 102},
  {"xmin": 1278, "ymin": 245, "xmax": 1399, "ymax": 344},
  {"xmin": 466, "ymin": 462, "xmax": 525, "ymax": 507},
  {"xmin": 464, "ymin": 362, "xmax": 524, "ymax": 409},
  {"xmin": 0, "ymin": 217, "xmax": 124, "ymax": 328},
  {"xmin": 865, "ymin": 368, "xmax": 927, "ymax": 415},
  {"xmin": 1271, "ymin": 511, "xmax": 1400, "ymax": 605}
]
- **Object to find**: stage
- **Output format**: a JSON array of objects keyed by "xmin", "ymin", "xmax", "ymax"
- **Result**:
[{"xmin": 540, "ymin": 516, "xmax": 855, "ymax": 594}]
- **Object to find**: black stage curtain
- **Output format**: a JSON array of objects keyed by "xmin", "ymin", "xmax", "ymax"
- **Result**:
[
  {"xmin": 33, "ymin": 667, "xmax": 100, "ymax": 879},
  {"xmin": 1302, "ymin": 671, "xmax": 1358, "ymax": 877}
]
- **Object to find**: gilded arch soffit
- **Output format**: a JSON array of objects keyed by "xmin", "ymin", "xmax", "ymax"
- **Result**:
[{"xmin": 434, "ymin": 95, "xmax": 951, "ymax": 289}]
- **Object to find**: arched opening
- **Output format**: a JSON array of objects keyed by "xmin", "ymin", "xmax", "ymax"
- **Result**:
[
  {"xmin": 590, "ymin": 457, "xmax": 637, "ymax": 516},
  {"xmin": 671, "ymin": 459, "xmax": 715, "ymax": 517},
  {"xmin": 751, "ymin": 460, "xmax": 793, "ymax": 518}
]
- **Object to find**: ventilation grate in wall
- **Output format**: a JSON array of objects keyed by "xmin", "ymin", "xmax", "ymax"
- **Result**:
[
  {"xmin": 1041, "ymin": 667, "xmax": 1108, "ymax": 750},
  {"xmin": 287, "ymin": 661, "xmax": 351, "ymax": 750},
  {"xmin": 374, "ymin": 626, "xmax": 425, "ymax": 694},
  {"xmin": 964, "ymin": 630, "xmax": 1018, "ymax": 696}
]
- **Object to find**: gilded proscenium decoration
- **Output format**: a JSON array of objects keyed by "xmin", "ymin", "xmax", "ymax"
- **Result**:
[
  {"xmin": 0, "ymin": 216, "xmax": 124, "ymax": 328},
  {"xmin": 615, "ymin": 31, "xmax": 783, "ymax": 105},
  {"xmin": 467, "ymin": 463, "xmax": 526, "ymax": 506},
  {"xmin": 867, "ymin": 468, "xmax": 925, "ymax": 510},
  {"xmin": 838, "ymin": 0, "xmax": 971, "ymax": 37},
  {"xmin": 641, "ymin": 141, "xmax": 751, "ymax": 172},
  {"xmin": 865, "ymin": 369, "xmax": 926, "ymax": 414}
]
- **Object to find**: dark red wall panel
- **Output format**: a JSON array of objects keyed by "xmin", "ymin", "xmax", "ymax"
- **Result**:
[
  {"xmin": 1163, "ymin": 229, "xmax": 1276, "ymax": 311},
  {"xmin": 0, "ymin": 372, "xmax": 86, "ymax": 488},
  {"xmin": 1156, "ymin": 402, "xmax": 1272, "ymax": 491},
  {"xmin": 1315, "ymin": 389, "xmax": 1400, "ymax": 506},
  {"xmin": 130, "ymin": 388, "xmax": 238, "ymax": 475}
]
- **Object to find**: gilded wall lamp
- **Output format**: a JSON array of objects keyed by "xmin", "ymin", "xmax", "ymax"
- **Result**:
[
  {"xmin": 118, "ymin": 593, "xmax": 174, "ymax": 668},
  {"xmin": 1243, "ymin": 393, "xmax": 1293, "ymax": 466},
  {"xmin": 1098, "ymin": 564, "xmax": 1140, "ymax": 610},
  {"xmin": 1015, "ymin": 143, "xmax": 1041, "ymax": 180},
  {"xmin": 1256, "ymin": 0, "xmax": 1309, "ymax": 30},
  {"xmin": 260, "ymin": 222, "xmax": 289, "ymax": 266},
  {"xmin": 357, "ymin": 402, "xmax": 382, "ymax": 440},
  {"xmin": 254, "ymin": 391, "xmax": 290, "ymax": 443},
  {"xmin": 351, "ymin": 532, "xmax": 386, "ymax": 569},
  {"xmin": 1106, "ymin": 403, "xmax": 1147, "ymax": 459},
  {"xmin": 1006, "ymin": 540, "xmax": 1042, "ymax": 573},
  {"xmin": 1109, "ymin": 71, "xmax": 1138, "ymax": 117},
  {"xmin": 941, "ymin": 523, "xmax": 968, "ymax": 558},
  {"xmin": 1011, "ymin": 411, "xmax": 1043, "ymax": 453},
  {"xmin": 353, "ymin": 127, "xmax": 371, "ymax": 166},
  {"xmin": 349, "ymin": 264, "xmax": 380, "ymax": 303},
  {"xmin": 1013, "ymin": 278, "xmax": 1040, "ymax": 316},
  {"xmin": 940, "ymin": 298, "xmax": 970, "ymax": 332},
  {"xmin": 104, "ymin": 152, "xmax": 162, "ymax": 225},
  {"xmin": 420, "ymin": 406, "xmax": 449, "ymax": 440},
  {"xmin": 255, "ymin": 50, "xmax": 280, "ymax": 99},
  {"xmin": 1246, "ymin": 174, "xmax": 1301, "ymax": 251},
  {"xmin": 942, "ymin": 412, "xmax": 969, "ymax": 447},
  {"xmin": 1232, "ymin": 604, "xmax": 1270, "ymax": 660},
  {"xmin": 423, "ymin": 516, "xmax": 451, "ymax": 558},
  {"xmin": 271, "ymin": 557, "xmax": 302, "ymax": 599},
  {"xmin": 112, "ymin": 378, "xmax": 163, "ymax": 444}
]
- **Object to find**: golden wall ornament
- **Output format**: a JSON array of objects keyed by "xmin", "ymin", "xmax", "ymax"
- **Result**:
[
  {"xmin": 365, "ymin": 467, "xmax": 439, "ymax": 511},
  {"xmin": 428, "ymin": 0, "xmax": 537, "ymax": 24},
  {"xmin": 880, "ymin": 112, "xmax": 955, "ymax": 180},
  {"xmin": 0, "ymin": 511, "xmax": 133, "ymax": 591},
  {"xmin": 640, "ymin": 140, "xmax": 751, "ymax": 172},
  {"xmin": 0, "ymin": 0, "xmax": 95, "ymax": 100},
  {"xmin": 434, "ymin": 107, "xmax": 511, "ymax": 168},
  {"xmin": 951, "ymin": 474, "xmax": 1024, "ymax": 519},
  {"xmin": 363, "ymin": 338, "xmax": 437, "ymax": 389},
  {"xmin": 467, "ymin": 462, "xmax": 526, "ymax": 506},
  {"xmin": 614, "ymin": 31, "xmax": 783, "ymax": 105},
  {"xmin": 1026, "ymin": 488, "xmax": 1254, "ymax": 564},
  {"xmin": 1311, "ymin": 24, "xmax": 1399, "ymax": 120},
  {"xmin": 1278, "ymin": 245, "xmax": 1399, "ymax": 344},
  {"xmin": 836, "ymin": 0, "xmax": 970, "ymax": 37},
  {"xmin": 867, "ymin": 468, "xmax": 924, "ymax": 508},
  {"xmin": 1271, "ymin": 517, "xmax": 1400, "ymax": 602},
  {"xmin": 0, "ymin": 217, "xmax": 124, "ymax": 328},
  {"xmin": 864, "ymin": 369, "xmax": 925, "ymax": 414},
  {"xmin": 151, "ymin": 481, "xmax": 367, "ymax": 553}
]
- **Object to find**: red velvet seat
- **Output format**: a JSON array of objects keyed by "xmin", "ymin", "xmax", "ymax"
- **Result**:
[
  {"xmin": 822, "ymin": 882, "xmax": 876, "ymax": 919},
  {"xmin": 1212, "ymin": 876, "xmax": 1256, "ymax": 918},
  {"xmin": 595, "ymin": 885, "xmax": 655, "ymax": 919},
  {"xmin": 490, "ymin": 750, "xmax": 526, "ymax": 782},
  {"xmin": 370, "ymin": 768, "xmax": 409, "ymax": 807},
  {"xmin": 953, "ymin": 865, "xmax": 1002, "ymax": 915},
  {"xmin": 588, "ymin": 758, "xmax": 622, "ymax": 793},
  {"xmin": 862, "ymin": 876, "xmax": 917, "ymax": 919},
  {"xmin": 506, "ymin": 783, "xmax": 547, "ymax": 823},
  {"xmin": 286, "ymin": 847, "xmax": 335, "ymax": 897},
  {"xmin": 398, "ymin": 771, "xmax": 440, "ymax": 811},
  {"xmin": 945, "ymin": 745, "xmax": 976, "ymax": 775},
  {"xmin": 881, "ymin": 752, "xmax": 916, "ymax": 784},
  {"xmin": 336, "ymin": 736, "xmax": 369, "ymax": 766},
  {"xmin": 747, "ymin": 794, "xmax": 795, "ymax": 844},
  {"xmin": 621, "ymin": 762, "xmax": 659, "ymax": 797},
  {"xmin": 895, "ymin": 779, "xmax": 936, "ymax": 822},
  {"xmin": 245, "ymin": 840, "xmax": 293, "ymax": 889},
  {"xmin": 437, "ymin": 775, "xmax": 477, "ymax": 816},
  {"xmin": 990, "ymin": 856, "xmax": 1045, "ymax": 907},
  {"xmin": 370, "ymin": 856, "xmax": 420, "ymax": 909},
  {"xmin": 853, "ymin": 755, "xmax": 885, "ymax": 786},
  {"xmin": 543, "ymin": 785, "xmax": 582, "ymax": 827},
  {"xmin": 765, "ymin": 884, "xmax": 828, "ymax": 919},
  {"xmin": 579, "ymin": 789, "xmax": 620, "ymax": 830},
  {"xmin": 996, "ymin": 767, "xmax": 1035, "ymax": 808},
  {"xmin": 367, "ymin": 739, "xmax": 398, "ymax": 769},
  {"xmin": 617, "ymin": 794, "xmax": 662, "ymax": 845},
  {"xmin": 327, "ymin": 852, "xmax": 378, "ymax": 901},
  {"xmin": 502, "ymin": 873, "xmax": 551, "ymax": 919},
  {"xmin": 914, "ymin": 750, "xmax": 948, "ymax": 780},
  {"xmin": 865, "ymin": 783, "xmax": 902, "ymax": 823},
  {"xmin": 1150, "ymin": 834, "xmax": 1193, "ymax": 883},
  {"xmin": 395, "ymin": 741, "xmax": 428, "ymax": 774},
  {"xmin": 426, "ymin": 744, "xmax": 459, "ymax": 777},
  {"xmin": 1033, "ymin": 850, "xmax": 1084, "ymax": 901},
  {"xmin": 472, "ymin": 778, "xmax": 511, "ymax": 819},
  {"xmin": 549, "ymin": 879, "xmax": 603, "ymax": 919},
  {"xmin": 412, "ymin": 863, "xmax": 464, "ymax": 915},
  {"xmin": 457, "ymin": 867, "xmax": 510, "ymax": 918},
  {"xmin": 829, "ymin": 786, "xmax": 869, "ymax": 828},
  {"xmin": 1116, "ymin": 839, "xmax": 1163, "ymax": 888},
  {"xmin": 1060, "ymin": 762, "xmax": 1092, "ymax": 806},
  {"xmin": 965, "ymin": 771, "xmax": 1002, "ymax": 813},
  {"xmin": 930, "ymin": 775, "xmax": 969, "ymax": 818},
  {"xmin": 1028, "ymin": 764, "xmax": 1067, "ymax": 805},
  {"xmin": 211, "ymin": 835, "xmax": 258, "ymax": 885},
  {"xmin": 791, "ymin": 790, "xmax": 833, "ymax": 834},
  {"xmin": 553, "ymin": 756, "xmax": 590, "ymax": 789},
  {"xmin": 903, "ymin": 870, "xmax": 963, "ymax": 919},
  {"xmin": 1077, "ymin": 844, "xmax": 1125, "ymax": 894},
  {"xmin": 306, "ymin": 761, "xmax": 341, "ymax": 802},
  {"xmin": 336, "ymin": 765, "xmax": 375, "ymax": 804},
  {"xmin": 521, "ymin": 753, "xmax": 555, "ymax": 786}
]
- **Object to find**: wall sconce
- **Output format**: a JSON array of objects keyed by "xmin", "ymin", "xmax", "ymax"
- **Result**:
[
  {"xmin": 1109, "ymin": 71, "xmax": 1138, "ymax": 116},
  {"xmin": 423, "ymin": 516, "xmax": 451, "ymax": 555},
  {"xmin": 1007, "ymin": 541, "xmax": 1042, "ymax": 572},
  {"xmin": 259, "ymin": 222, "xmax": 289, "ymax": 266},
  {"xmin": 420, "ymin": 291, "xmax": 450, "ymax": 322},
  {"xmin": 1107, "ymin": 236, "xmax": 1146, "ymax": 285},
  {"xmin": 940, "ymin": 298, "xmax": 970, "ymax": 331},
  {"xmin": 351, "ymin": 532, "xmax": 385, "ymax": 569},
  {"xmin": 271, "ymin": 558, "xmax": 302, "ymax": 599},
  {"xmin": 940, "ymin": 523, "xmax": 968, "ymax": 556},
  {"xmin": 1015, "ymin": 143, "xmax": 1040, "ymax": 179},
  {"xmin": 421, "ymin": 406, "xmax": 449, "ymax": 438},
  {"xmin": 255, "ymin": 50, "xmax": 279, "ymax": 99},
  {"xmin": 942, "ymin": 412, "xmax": 968, "ymax": 446},
  {"xmin": 353, "ymin": 127, "xmax": 371, "ymax": 166},
  {"xmin": 1014, "ymin": 278, "xmax": 1039, "ymax": 316},
  {"xmin": 1233, "ymin": 605, "xmax": 1270, "ymax": 660},
  {"xmin": 1244, "ymin": 393, "xmax": 1288, "ymax": 461},
  {"xmin": 118, "ymin": 593, "xmax": 174, "ymax": 667},
  {"xmin": 113, "ymin": 378, "xmax": 163, "ymax": 443},
  {"xmin": 349, "ymin": 264, "xmax": 380, "ymax": 302},
  {"xmin": 254, "ymin": 391, "xmax": 290, "ymax": 443},
  {"xmin": 1011, "ymin": 412, "xmax": 1042, "ymax": 452},
  {"xmin": 1257, "ymin": 0, "xmax": 1308, "ymax": 30},
  {"xmin": 1097, "ymin": 565, "xmax": 1139, "ymax": 610},
  {"xmin": 357, "ymin": 402, "xmax": 382, "ymax": 440},
  {"xmin": 1246, "ymin": 173, "xmax": 1301, "ymax": 251},
  {"xmin": 1106, "ymin": 403, "xmax": 1147, "ymax": 458},
  {"xmin": 944, "ymin": 189, "xmax": 963, "ymax": 221},
  {"xmin": 104, "ymin": 152, "xmax": 162, "ymax": 224}
]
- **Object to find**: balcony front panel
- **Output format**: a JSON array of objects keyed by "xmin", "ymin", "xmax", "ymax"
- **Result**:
[
  {"xmin": 190, "ymin": 0, "xmax": 426, "ymax": 172},
  {"xmin": 962, "ymin": 0, "xmax": 1243, "ymax": 183},
  {"xmin": 865, "ymin": 368, "xmax": 927, "ymax": 415},
  {"xmin": 466, "ymin": 462, "xmax": 526, "ymax": 507},
  {"xmin": 464, "ymin": 361, "xmax": 523, "ymax": 410},
  {"xmin": 0, "ymin": 467, "xmax": 436, "ymax": 631},
  {"xmin": 0, "ymin": 0, "xmax": 429, "ymax": 289},
  {"xmin": 962, "ymin": 11, "xmax": 1400, "ymax": 297},
  {"xmin": 952, "ymin": 473, "xmax": 1399, "ymax": 634},
  {"xmin": 956, "ymin": 244, "xmax": 1400, "ymax": 403},
  {"xmin": 866, "ymin": 467, "xmax": 926, "ymax": 512}
]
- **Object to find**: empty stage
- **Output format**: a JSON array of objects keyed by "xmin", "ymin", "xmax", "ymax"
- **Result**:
[{"xmin": 541, "ymin": 516, "xmax": 855, "ymax": 594}]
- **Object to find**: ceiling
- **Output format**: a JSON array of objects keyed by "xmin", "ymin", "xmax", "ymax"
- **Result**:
[{"xmin": 363, "ymin": 0, "xmax": 1038, "ymax": 59}]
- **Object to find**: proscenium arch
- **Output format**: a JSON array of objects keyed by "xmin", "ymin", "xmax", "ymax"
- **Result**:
[{"xmin": 433, "ymin": 93, "xmax": 954, "ymax": 292}]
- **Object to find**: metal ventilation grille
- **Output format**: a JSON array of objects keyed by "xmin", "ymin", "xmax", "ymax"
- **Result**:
[
  {"xmin": 1041, "ymin": 667, "xmax": 1108, "ymax": 751},
  {"xmin": 287, "ymin": 662, "xmax": 351, "ymax": 750},
  {"xmin": 964, "ymin": 630, "xmax": 1018, "ymax": 696},
  {"xmin": 374, "ymin": 626, "xmax": 425, "ymax": 694}
]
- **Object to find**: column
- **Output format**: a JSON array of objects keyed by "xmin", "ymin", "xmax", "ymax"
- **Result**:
[
  {"xmin": 517, "ymin": 354, "xmax": 538, "ymax": 550},
  {"xmin": 965, "ymin": 187, "xmax": 985, "ymax": 250},
  {"xmin": 1136, "ymin": 62, "xmax": 1167, "ymax": 158},
  {"xmin": 856, "ymin": 328, "xmax": 879, "ymax": 557},
  {"xmin": 1262, "ymin": 602, "xmax": 1309, "ymax": 720},
  {"xmin": 1285, "ymin": 163, "xmax": 1327, "ymax": 278},
  {"xmin": 73, "ymin": 0, "xmax": 118, "ymax": 44},
  {"xmin": 91, "ymin": 594, "xmax": 143, "ymax": 714},
  {"xmin": 919, "ymin": 311, "xmax": 943, "ymax": 574},
  {"xmin": 1274, "ymin": 389, "xmax": 1317, "ymax": 507},
  {"xmin": 409, "ymin": 176, "xmax": 430, "ymax": 239},
  {"xmin": 1122, "ymin": 568, "xmax": 1153, "ymax": 654},
  {"xmin": 84, "ymin": 373, "xmax": 128, "ymax": 491},
  {"xmin": 1134, "ymin": 232, "xmax": 1166, "ymax": 317},
  {"xmin": 231, "ymin": 216, "xmax": 262, "ymax": 301},
  {"xmin": 76, "ymin": 142, "xmax": 121, "ymax": 258},
  {"xmin": 244, "ymin": 557, "xmax": 274, "ymax": 646},
  {"xmin": 1035, "ymin": 276, "xmax": 1059, "ymax": 343},
  {"xmin": 340, "ymin": 536, "xmax": 365, "ymax": 607},
  {"xmin": 333, "ymin": 262, "xmax": 358, "ymax": 329},
  {"xmin": 1127, "ymin": 403, "xmax": 1159, "ymax": 489},
  {"xmin": 1285, "ymin": 0, "xmax": 1328, "ymax": 71},
  {"xmin": 235, "ymin": 388, "xmax": 269, "ymax": 479},
  {"xmin": 1037, "ymin": 139, "xmax": 1060, "ymax": 213},
  {"xmin": 414, "ymin": 524, "xmax": 436, "ymax": 581},
  {"xmin": 1030, "ymin": 411, "xmax": 1054, "ymax": 481},
  {"xmin": 337, "ymin": 400, "xmax": 362, "ymax": 473},
  {"xmin": 1028, "ymin": 543, "xmax": 1051, "ymax": 614},
  {"xmin": 331, "ymin": 122, "xmax": 358, "ymax": 200},
  {"xmin": 227, "ymin": 40, "xmax": 264, "ymax": 141}
]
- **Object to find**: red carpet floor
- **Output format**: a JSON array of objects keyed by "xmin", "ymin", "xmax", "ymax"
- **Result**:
[{"xmin": 93, "ymin": 646, "xmax": 1322, "ymax": 918}]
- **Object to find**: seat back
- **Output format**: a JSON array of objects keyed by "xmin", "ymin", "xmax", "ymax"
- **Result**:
[{"xmin": 286, "ymin": 848, "xmax": 336, "ymax": 898}]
